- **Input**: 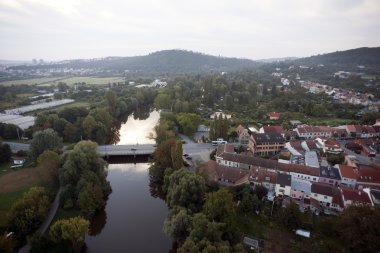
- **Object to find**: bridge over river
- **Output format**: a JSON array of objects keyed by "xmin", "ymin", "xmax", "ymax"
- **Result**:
[{"xmin": 97, "ymin": 144, "xmax": 156, "ymax": 156}]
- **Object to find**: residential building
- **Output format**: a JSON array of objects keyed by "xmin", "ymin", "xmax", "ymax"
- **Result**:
[
  {"xmin": 311, "ymin": 183, "xmax": 334, "ymax": 208},
  {"xmin": 275, "ymin": 173, "xmax": 291, "ymax": 197},
  {"xmin": 337, "ymin": 165, "xmax": 358, "ymax": 188},
  {"xmin": 290, "ymin": 180, "xmax": 311, "ymax": 200},
  {"xmin": 210, "ymin": 112, "xmax": 232, "ymax": 119},
  {"xmin": 318, "ymin": 166, "xmax": 341, "ymax": 187},
  {"xmin": 268, "ymin": 112, "xmax": 281, "ymax": 120},
  {"xmin": 249, "ymin": 133, "xmax": 285, "ymax": 156},
  {"xmin": 236, "ymin": 125, "xmax": 250, "ymax": 145},
  {"xmin": 341, "ymin": 188, "xmax": 372, "ymax": 207}
]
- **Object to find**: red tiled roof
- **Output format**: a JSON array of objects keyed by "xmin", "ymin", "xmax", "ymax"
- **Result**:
[
  {"xmin": 204, "ymin": 160, "xmax": 249, "ymax": 184},
  {"xmin": 332, "ymin": 188, "xmax": 344, "ymax": 208},
  {"xmin": 357, "ymin": 169, "xmax": 380, "ymax": 184},
  {"xmin": 325, "ymin": 138, "xmax": 340, "ymax": 147},
  {"xmin": 311, "ymin": 182, "xmax": 334, "ymax": 196},
  {"xmin": 263, "ymin": 126, "xmax": 285, "ymax": 134},
  {"xmin": 363, "ymin": 126, "xmax": 376, "ymax": 133},
  {"xmin": 268, "ymin": 112, "xmax": 281, "ymax": 118},
  {"xmin": 216, "ymin": 144, "xmax": 235, "ymax": 157},
  {"xmin": 341, "ymin": 188, "xmax": 371, "ymax": 204},
  {"xmin": 338, "ymin": 165, "xmax": 358, "ymax": 180},
  {"xmin": 249, "ymin": 168, "xmax": 277, "ymax": 184},
  {"xmin": 278, "ymin": 163, "xmax": 320, "ymax": 177}
]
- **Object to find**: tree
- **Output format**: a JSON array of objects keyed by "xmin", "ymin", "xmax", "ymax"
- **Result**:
[
  {"xmin": 166, "ymin": 169, "xmax": 206, "ymax": 212},
  {"xmin": 29, "ymin": 129, "xmax": 63, "ymax": 161},
  {"xmin": 7, "ymin": 187, "xmax": 50, "ymax": 240},
  {"xmin": 163, "ymin": 206, "xmax": 192, "ymax": 242},
  {"xmin": 203, "ymin": 188, "xmax": 235, "ymax": 223},
  {"xmin": 253, "ymin": 185, "xmax": 268, "ymax": 200},
  {"xmin": 171, "ymin": 141, "xmax": 183, "ymax": 171},
  {"xmin": 59, "ymin": 141, "xmax": 111, "ymax": 217},
  {"xmin": 239, "ymin": 192, "xmax": 254, "ymax": 214},
  {"xmin": 37, "ymin": 150, "xmax": 60, "ymax": 187},
  {"xmin": 49, "ymin": 217, "xmax": 89, "ymax": 253},
  {"xmin": 337, "ymin": 205, "xmax": 380, "ymax": 253},
  {"xmin": 0, "ymin": 235, "xmax": 13, "ymax": 253},
  {"xmin": 105, "ymin": 90, "xmax": 118, "ymax": 117},
  {"xmin": 278, "ymin": 201, "xmax": 302, "ymax": 231},
  {"xmin": 82, "ymin": 115, "xmax": 97, "ymax": 140},
  {"xmin": 0, "ymin": 142, "xmax": 11, "ymax": 164}
]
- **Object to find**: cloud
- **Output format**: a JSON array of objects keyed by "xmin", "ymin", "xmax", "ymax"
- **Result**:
[{"xmin": 0, "ymin": 0, "xmax": 379, "ymax": 60}]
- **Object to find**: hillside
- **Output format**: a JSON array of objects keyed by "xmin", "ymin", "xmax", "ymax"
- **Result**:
[
  {"xmin": 8, "ymin": 50, "xmax": 258, "ymax": 74},
  {"xmin": 296, "ymin": 47, "xmax": 380, "ymax": 66}
]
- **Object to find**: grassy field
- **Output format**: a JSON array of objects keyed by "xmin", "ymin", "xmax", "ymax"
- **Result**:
[
  {"xmin": 58, "ymin": 76, "xmax": 125, "ymax": 86},
  {"xmin": 0, "ymin": 77, "xmax": 65, "ymax": 86},
  {"xmin": 0, "ymin": 76, "xmax": 125, "ymax": 87}
]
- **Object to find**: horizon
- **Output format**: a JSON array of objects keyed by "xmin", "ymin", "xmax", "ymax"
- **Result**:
[
  {"xmin": 1, "ymin": 0, "xmax": 379, "ymax": 61},
  {"xmin": 0, "ymin": 46, "xmax": 378, "ymax": 63}
]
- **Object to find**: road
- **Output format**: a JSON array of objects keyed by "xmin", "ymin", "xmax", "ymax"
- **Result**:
[
  {"xmin": 338, "ymin": 140, "xmax": 378, "ymax": 165},
  {"xmin": 4, "ymin": 141, "xmax": 30, "ymax": 153}
]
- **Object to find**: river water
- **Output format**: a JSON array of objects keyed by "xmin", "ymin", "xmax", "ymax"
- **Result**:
[{"xmin": 84, "ymin": 110, "xmax": 171, "ymax": 253}]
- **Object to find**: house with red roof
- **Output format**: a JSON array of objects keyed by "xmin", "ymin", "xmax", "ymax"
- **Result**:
[
  {"xmin": 356, "ymin": 169, "xmax": 380, "ymax": 190},
  {"xmin": 249, "ymin": 168, "xmax": 277, "ymax": 191},
  {"xmin": 337, "ymin": 164, "xmax": 358, "ymax": 189},
  {"xmin": 268, "ymin": 112, "xmax": 281, "ymax": 120},
  {"xmin": 311, "ymin": 182, "xmax": 334, "ymax": 208},
  {"xmin": 295, "ymin": 125, "xmax": 332, "ymax": 139},
  {"xmin": 341, "ymin": 188, "xmax": 372, "ymax": 207},
  {"xmin": 260, "ymin": 125, "xmax": 286, "ymax": 135},
  {"xmin": 203, "ymin": 160, "xmax": 249, "ymax": 186}
]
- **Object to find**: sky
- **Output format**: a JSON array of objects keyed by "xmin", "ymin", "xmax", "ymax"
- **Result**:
[{"xmin": 0, "ymin": 0, "xmax": 379, "ymax": 61}]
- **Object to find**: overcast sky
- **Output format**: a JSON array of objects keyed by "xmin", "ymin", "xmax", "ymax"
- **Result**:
[{"xmin": 0, "ymin": 0, "xmax": 379, "ymax": 61}]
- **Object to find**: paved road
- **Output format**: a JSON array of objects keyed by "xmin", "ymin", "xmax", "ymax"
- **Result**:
[
  {"xmin": 18, "ymin": 187, "xmax": 63, "ymax": 253},
  {"xmin": 4, "ymin": 141, "xmax": 30, "ymax": 153},
  {"xmin": 338, "ymin": 140, "xmax": 375, "ymax": 165}
]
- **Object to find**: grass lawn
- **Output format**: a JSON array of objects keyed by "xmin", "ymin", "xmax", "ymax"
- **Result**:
[
  {"xmin": 0, "ymin": 163, "xmax": 11, "ymax": 177},
  {"xmin": 0, "ymin": 77, "xmax": 65, "ymax": 86},
  {"xmin": 53, "ymin": 208, "xmax": 81, "ymax": 222},
  {"xmin": 60, "ymin": 76, "xmax": 125, "ymax": 86}
]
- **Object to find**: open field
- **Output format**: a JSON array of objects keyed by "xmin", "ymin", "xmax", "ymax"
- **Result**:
[
  {"xmin": 0, "ymin": 167, "xmax": 40, "ymax": 227},
  {"xmin": 0, "ymin": 77, "xmax": 65, "ymax": 86},
  {"xmin": 0, "ymin": 76, "xmax": 125, "ymax": 87},
  {"xmin": 0, "ymin": 167, "xmax": 40, "ymax": 194},
  {"xmin": 57, "ymin": 76, "xmax": 125, "ymax": 86}
]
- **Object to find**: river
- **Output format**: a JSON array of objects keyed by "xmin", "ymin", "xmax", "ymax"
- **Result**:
[{"xmin": 84, "ymin": 110, "xmax": 172, "ymax": 253}]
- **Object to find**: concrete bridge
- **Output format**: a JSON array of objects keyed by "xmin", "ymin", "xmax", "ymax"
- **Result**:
[{"xmin": 97, "ymin": 144, "xmax": 156, "ymax": 156}]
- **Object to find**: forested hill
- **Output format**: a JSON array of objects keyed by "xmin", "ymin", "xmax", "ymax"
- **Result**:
[
  {"xmin": 8, "ymin": 50, "xmax": 258, "ymax": 74},
  {"xmin": 296, "ymin": 47, "xmax": 380, "ymax": 66}
]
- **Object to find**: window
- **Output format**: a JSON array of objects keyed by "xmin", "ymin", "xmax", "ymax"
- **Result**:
[
  {"xmin": 324, "ymin": 196, "xmax": 327, "ymax": 199},
  {"xmin": 314, "ymin": 193, "xmax": 317, "ymax": 197}
]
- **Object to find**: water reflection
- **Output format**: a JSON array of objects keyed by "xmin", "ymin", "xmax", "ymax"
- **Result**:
[
  {"xmin": 87, "ymin": 209, "xmax": 107, "ymax": 236},
  {"xmin": 117, "ymin": 109, "xmax": 159, "ymax": 145},
  {"xmin": 84, "ymin": 163, "xmax": 171, "ymax": 253}
]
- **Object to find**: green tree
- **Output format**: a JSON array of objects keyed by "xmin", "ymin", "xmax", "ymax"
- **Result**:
[
  {"xmin": 166, "ymin": 169, "xmax": 206, "ymax": 212},
  {"xmin": 163, "ymin": 206, "xmax": 192, "ymax": 242},
  {"xmin": 0, "ymin": 142, "xmax": 12, "ymax": 164},
  {"xmin": 49, "ymin": 217, "xmax": 89, "ymax": 253},
  {"xmin": 278, "ymin": 201, "xmax": 302, "ymax": 231},
  {"xmin": 59, "ymin": 141, "xmax": 111, "ymax": 217},
  {"xmin": 7, "ymin": 187, "xmax": 50, "ymax": 240},
  {"xmin": 203, "ymin": 188, "xmax": 235, "ymax": 223},
  {"xmin": 171, "ymin": 141, "xmax": 183, "ymax": 171},
  {"xmin": 29, "ymin": 129, "xmax": 63, "ymax": 161},
  {"xmin": 82, "ymin": 115, "xmax": 97, "ymax": 140},
  {"xmin": 239, "ymin": 192, "xmax": 254, "ymax": 214},
  {"xmin": 337, "ymin": 205, "xmax": 380, "ymax": 253},
  {"xmin": 105, "ymin": 90, "xmax": 118, "ymax": 117},
  {"xmin": 37, "ymin": 150, "xmax": 60, "ymax": 187}
]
